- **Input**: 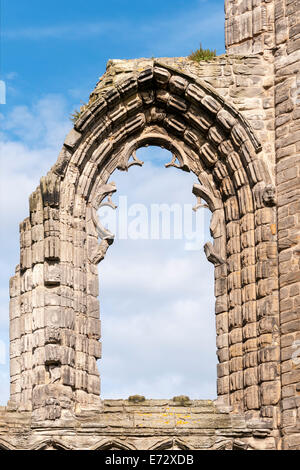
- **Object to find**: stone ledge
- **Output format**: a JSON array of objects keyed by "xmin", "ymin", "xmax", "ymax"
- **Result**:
[{"xmin": 0, "ymin": 401, "xmax": 277, "ymax": 449}]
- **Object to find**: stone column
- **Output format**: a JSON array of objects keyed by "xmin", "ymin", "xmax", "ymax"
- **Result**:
[
  {"xmin": 225, "ymin": 0, "xmax": 276, "ymax": 54},
  {"xmin": 274, "ymin": 0, "xmax": 300, "ymax": 450}
]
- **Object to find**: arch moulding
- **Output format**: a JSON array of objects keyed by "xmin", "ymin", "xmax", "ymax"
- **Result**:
[{"xmin": 6, "ymin": 59, "xmax": 282, "ymax": 450}]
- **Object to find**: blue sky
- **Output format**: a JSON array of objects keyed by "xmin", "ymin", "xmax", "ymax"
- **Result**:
[
  {"xmin": 0, "ymin": 0, "xmax": 225, "ymax": 403},
  {"xmin": 2, "ymin": 0, "xmax": 225, "ymax": 111}
]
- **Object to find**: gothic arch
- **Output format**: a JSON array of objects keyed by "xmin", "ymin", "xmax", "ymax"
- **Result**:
[
  {"xmin": 91, "ymin": 439, "xmax": 136, "ymax": 451},
  {"xmin": 9, "ymin": 60, "xmax": 280, "ymax": 421},
  {"xmin": 213, "ymin": 439, "xmax": 250, "ymax": 451},
  {"xmin": 148, "ymin": 437, "xmax": 193, "ymax": 450},
  {"xmin": 31, "ymin": 439, "xmax": 71, "ymax": 450}
]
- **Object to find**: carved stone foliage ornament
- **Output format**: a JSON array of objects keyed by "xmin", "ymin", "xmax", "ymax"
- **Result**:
[
  {"xmin": 117, "ymin": 150, "xmax": 144, "ymax": 172},
  {"xmin": 192, "ymin": 174, "xmax": 226, "ymax": 266},
  {"xmin": 89, "ymin": 184, "xmax": 117, "ymax": 264}
]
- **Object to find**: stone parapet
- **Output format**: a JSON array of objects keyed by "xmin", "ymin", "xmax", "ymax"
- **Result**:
[{"xmin": 0, "ymin": 401, "xmax": 277, "ymax": 450}]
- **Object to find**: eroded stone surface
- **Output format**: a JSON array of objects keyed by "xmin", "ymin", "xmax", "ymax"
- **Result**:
[
  {"xmin": 0, "ymin": 401, "xmax": 277, "ymax": 450},
  {"xmin": 3, "ymin": 0, "xmax": 300, "ymax": 450}
]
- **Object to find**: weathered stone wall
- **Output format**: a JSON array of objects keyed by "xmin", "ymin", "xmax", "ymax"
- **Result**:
[
  {"xmin": 106, "ymin": 55, "xmax": 276, "ymax": 176},
  {"xmin": 6, "ymin": 56, "xmax": 282, "ymax": 448},
  {"xmin": 0, "ymin": 400, "xmax": 278, "ymax": 450},
  {"xmin": 273, "ymin": 0, "xmax": 300, "ymax": 451},
  {"xmin": 225, "ymin": 0, "xmax": 276, "ymax": 54},
  {"xmin": 2, "ymin": 0, "xmax": 300, "ymax": 450},
  {"xmin": 226, "ymin": 0, "xmax": 300, "ymax": 450},
  {"xmin": 8, "ymin": 57, "xmax": 279, "ymax": 419}
]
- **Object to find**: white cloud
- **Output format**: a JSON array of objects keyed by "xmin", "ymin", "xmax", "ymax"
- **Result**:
[
  {"xmin": 1, "ymin": 94, "xmax": 71, "ymax": 146},
  {"xmin": 0, "ymin": 336, "xmax": 9, "ymax": 404},
  {"xmin": 100, "ymin": 294, "xmax": 217, "ymax": 399},
  {"xmin": 0, "ymin": 371, "xmax": 9, "ymax": 404},
  {"xmin": 99, "ymin": 153, "xmax": 216, "ymax": 399},
  {"xmin": 4, "ymin": 72, "xmax": 18, "ymax": 81},
  {"xmin": 0, "ymin": 95, "xmax": 72, "ymax": 223}
]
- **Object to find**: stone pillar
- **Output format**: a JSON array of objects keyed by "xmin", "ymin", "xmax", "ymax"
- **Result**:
[
  {"xmin": 225, "ymin": 0, "xmax": 276, "ymax": 54},
  {"xmin": 274, "ymin": 0, "xmax": 300, "ymax": 451},
  {"xmin": 9, "ymin": 265, "xmax": 22, "ymax": 405}
]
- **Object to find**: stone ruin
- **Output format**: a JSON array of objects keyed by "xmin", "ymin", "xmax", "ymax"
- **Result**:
[{"xmin": 0, "ymin": 0, "xmax": 299, "ymax": 450}]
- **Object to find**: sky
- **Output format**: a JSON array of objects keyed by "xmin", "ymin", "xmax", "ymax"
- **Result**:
[{"xmin": 0, "ymin": 0, "xmax": 226, "ymax": 403}]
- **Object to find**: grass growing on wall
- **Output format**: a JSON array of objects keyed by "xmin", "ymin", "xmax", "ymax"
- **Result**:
[
  {"xmin": 70, "ymin": 103, "xmax": 88, "ymax": 123},
  {"xmin": 70, "ymin": 47, "xmax": 217, "ymax": 123},
  {"xmin": 70, "ymin": 95, "xmax": 98, "ymax": 123},
  {"xmin": 188, "ymin": 43, "xmax": 217, "ymax": 62}
]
